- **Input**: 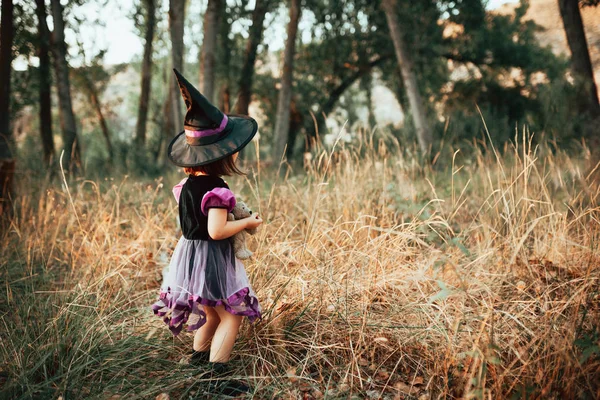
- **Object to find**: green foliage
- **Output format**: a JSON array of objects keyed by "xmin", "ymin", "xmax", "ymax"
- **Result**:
[
  {"xmin": 10, "ymin": 1, "xmax": 40, "ymax": 118},
  {"xmin": 248, "ymin": 0, "xmax": 574, "ymax": 159},
  {"xmin": 7, "ymin": 0, "xmax": 594, "ymax": 170},
  {"xmin": 12, "ymin": 1, "xmax": 37, "ymax": 61}
]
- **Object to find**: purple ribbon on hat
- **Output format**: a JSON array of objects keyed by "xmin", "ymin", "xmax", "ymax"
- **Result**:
[{"xmin": 185, "ymin": 115, "xmax": 229, "ymax": 138}]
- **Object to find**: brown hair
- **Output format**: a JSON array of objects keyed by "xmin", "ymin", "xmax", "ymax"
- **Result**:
[{"xmin": 183, "ymin": 154, "xmax": 244, "ymax": 176}]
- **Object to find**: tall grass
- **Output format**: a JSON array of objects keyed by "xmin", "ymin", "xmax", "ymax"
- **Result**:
[{"xmin": 1, "ymin": 130, "xmax": 599, "ymax": 399}]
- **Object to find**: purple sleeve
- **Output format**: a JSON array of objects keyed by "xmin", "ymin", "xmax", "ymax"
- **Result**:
[
  {"xmin": 201, "ymin": 187, "xmax": 236, "ymax": 215},
  {"xmin": 172, "ymin": 178, "xmax": 188, "ymax": 204}
]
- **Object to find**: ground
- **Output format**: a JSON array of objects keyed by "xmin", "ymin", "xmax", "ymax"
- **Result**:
[{"xmin": 1, "ymin": 134, "xmax": 599, "ymax": 399}]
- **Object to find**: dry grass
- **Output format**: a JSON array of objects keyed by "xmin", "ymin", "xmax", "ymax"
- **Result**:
[{"xmin": 1, "ymin": 130, "xmax": 599, "ymax": 399}]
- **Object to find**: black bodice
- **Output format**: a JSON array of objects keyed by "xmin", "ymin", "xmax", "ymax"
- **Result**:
[{"xmin": 179, "ymin": 175, "xmax": 229, "ymax": 240}]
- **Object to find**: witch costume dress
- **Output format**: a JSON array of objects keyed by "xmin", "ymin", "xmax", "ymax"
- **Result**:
[{"xmin": 151, "ymin": 69, "xmax": 261, "ymax": 335}]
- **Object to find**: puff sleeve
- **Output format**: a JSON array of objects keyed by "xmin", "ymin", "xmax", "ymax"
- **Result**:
[
  {"xmin": 172, "ymin": 178, "xmax": 188, "ymax": 204},
  {"xmin": 201, "ymin": 187, "xmax": 236, "ymax": 215}
]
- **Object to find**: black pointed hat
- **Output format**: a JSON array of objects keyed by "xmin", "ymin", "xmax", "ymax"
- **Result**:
[{"xmin": 167, "ymin": 69, "xmax": 258, "ymax": 167}]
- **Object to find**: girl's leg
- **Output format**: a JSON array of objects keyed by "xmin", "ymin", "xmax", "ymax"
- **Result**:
[
  {"xmin": 210, "ymin": 305, "xmax": 243, "ymax": 362},
  {"xmin": 193, "ymin": 305, "xmax": 221, "ymax": 352}
]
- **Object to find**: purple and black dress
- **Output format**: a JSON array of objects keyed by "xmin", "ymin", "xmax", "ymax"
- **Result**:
[{"xmin": 151, "ymin": 174, "xmax": 261, "ymax": 335}]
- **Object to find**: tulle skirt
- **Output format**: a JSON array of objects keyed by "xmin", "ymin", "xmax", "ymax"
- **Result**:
[{"xmin": 151, "ymin": 236, "xmax": 261, "ymax": 335}]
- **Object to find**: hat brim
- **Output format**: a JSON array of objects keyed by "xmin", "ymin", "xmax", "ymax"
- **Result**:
[{"xmin": 167, "ymin": 115, "xmax": 258, "ymax": 167}]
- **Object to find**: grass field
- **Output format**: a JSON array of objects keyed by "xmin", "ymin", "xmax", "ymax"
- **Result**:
[{"xmin": 1, "ymin": 131, "xmax": 599, "ymax": 399}]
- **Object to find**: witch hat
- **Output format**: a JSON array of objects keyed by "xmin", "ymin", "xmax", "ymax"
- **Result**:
[{"xmin": 167, "ymin": 69, "xmax": 258, "ymax": 167}]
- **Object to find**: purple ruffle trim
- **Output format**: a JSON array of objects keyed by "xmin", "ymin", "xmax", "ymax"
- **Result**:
[
  {"xmin": 151, "ymin": 287, "xmax": 261, "ymax": 336},
  {"xmin": 200, "ymin": 187, "xmax": 236, "ymax": 216}
]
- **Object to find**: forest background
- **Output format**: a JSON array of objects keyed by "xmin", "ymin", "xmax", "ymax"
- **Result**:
[
  {"xmin": 1, "ymin": 0, "xmax": 600, "ymax": 398},
  {"xmin": 1, "ymin": 0, "xmax": 599, "ymax": 176}
]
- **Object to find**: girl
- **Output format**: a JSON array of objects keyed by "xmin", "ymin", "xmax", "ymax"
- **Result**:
[{"xmin": 152, "ymin": 69, "xmax": 262, "ymax": 396}]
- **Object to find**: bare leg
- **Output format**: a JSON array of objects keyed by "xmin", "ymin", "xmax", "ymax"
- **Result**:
[
  {"xmin": 210, "ymin": 305, "xmax": 243, "ymax": 362},
  {"xmin": 193, "ymin": 305, "xmax": 220, "ymax": 352}
]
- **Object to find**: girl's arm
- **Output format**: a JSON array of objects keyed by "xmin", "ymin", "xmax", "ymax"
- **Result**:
[{"xmin": 207, "ymin": 208, "xmax": 263, "ymax": 240}]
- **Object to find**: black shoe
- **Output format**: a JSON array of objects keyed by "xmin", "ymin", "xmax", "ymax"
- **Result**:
[
  {"xmin": 207, "ymin": 362, "xmax": 251, "ymax": 397},
  {"xmin": 189, "ymin": 350, "xmax": 210, "ymax": 366},
  {"xmin": 216, "ymin": 379, "xmax": 251, "ymax": 396}
]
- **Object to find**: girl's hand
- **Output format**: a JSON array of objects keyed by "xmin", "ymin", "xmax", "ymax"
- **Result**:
[{"xmin": 245, "ymin": 214, "xmax": 263, "ymax": 230}]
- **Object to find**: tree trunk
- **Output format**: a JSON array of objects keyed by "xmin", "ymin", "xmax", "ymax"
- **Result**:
[
  {"xmin": 85, "ymin": 79, "xmax": 113, "ymax": 161},
  {"xmin": 381, "ymin": 0, "xmax": 432, "ymax": 155},
  {"xmin": 361, "ymin": 74, "xmax": 377, "ymax": 129},
  {"xmin": 220, "ymin": 85, "xmax": 231, "ymax": 113},
  {"xmin": 153, "ymin": 96, "xmax": 170, "ymax": 164},
  {"xmin": 135, "ymin": 0, "xmax": 156, "ymax": 145},
  {"xmin": 235, "ymin": 0, "xmax": 271, "ymax": 115},
  {"xmin": 287, "ymin": 98, "xmax": 303, "ymax": 159},
  {"xmin": 50, "ymin": 0, "xmax": 81, "ymax": 173},
  {"xmin": 392, "ymin": 67, "xmax": 409, "ymax": 112},
  {"xmin": 161, "ymin": 73, "xmax": 174, "ymax": 163},
  {"xmin": 273, "ymin": 0, "xmax": 301, "ymax": 163},
  {"xmin": 216, "ymin": 0, "xmax": 230, "ymax": 112},
  {"xmin": 0, "ymin": 0, "xmax": 15, "ymax": 217},
  {"xmin": 200, "ymin": 0, "xmax": 221, "ymax": 103},
  {"xmin": 557, "ymin": 0, "xmax": 600, "ymax": 118},
  {"xmin": 169, "ymin": 0, "xmax": 185, "ymax": 133},
  {"xmin": 35, "ymin": 0, "xmax": 55, "ymax": 166}
]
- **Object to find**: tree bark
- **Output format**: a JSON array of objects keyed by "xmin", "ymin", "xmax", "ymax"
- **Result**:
[
  {"xmin": 0, "ymin": 0, "xmax": 13, "ymax": 141},
  {"xmin": 50, "ymin": 0, "xmax": 81, "ymax": 173},
  {"xmin": 557, "ymin": 0, "xmax": 600, "ymax": 118},
  {"xmin": 235, "ymin": 0, "xmax": 271, "ymax": 115},
  {"xmin": 381, "ymin": 0, "xmax": 432, "ymax": 155},
  {"xmin": 287, "ymin": 98, "xmax": 303, "ymax": 159},
  {"xmin": 220, "ymin": 85, "xmax": 231, "ymax": 113},
  {"xmin": 0, "ymin": 0, "xmax": 15, "ymax": 217},
  {"xmin": 93, "ymin": 94, "xmax": 113, "ymax": 162},
  {"xmin": 135, "ymin": 0, "xmax": 156, "ymax": 145},
  {"xmin": 35, "ymin": 0, "xmax": 55, "ymax": 166},
  {"xmin": 273, "ymin": 0, "xmax": 301, "ymax": 163},
  {"xmin": 160, "ymin": 71, "xmax": 174, "ymax": 163},
  {"xmin": 392, "ymin": 67, "xmax": 409, "ymax": 112},
  {"xmin": 361, "ymin": 74, "xmax": 377, "ymax": 129},
  {"xmin": 84, "ymin": 78, "xmax": 113, "ymax": 161},
  {"xmin": 200, "ymin": 0, "xmax": 221, "ymax": 103},
  {"xmin": 169, "ymin": 0, "xmax": 185, "ymax": 133},
  {"xmin": 216, "ymin": 0, "xmax": 230, "ymax": 112}
]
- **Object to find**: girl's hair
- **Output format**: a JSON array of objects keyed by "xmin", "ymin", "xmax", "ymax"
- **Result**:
[{"xmin": 184, "ymin": 154, "xmax": 244, "ymax": 176}]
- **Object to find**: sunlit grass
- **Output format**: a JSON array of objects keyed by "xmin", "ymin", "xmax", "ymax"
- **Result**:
[{"xmin": 1, "ymin": 129, "xmax": 599, "ymax": 399}]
